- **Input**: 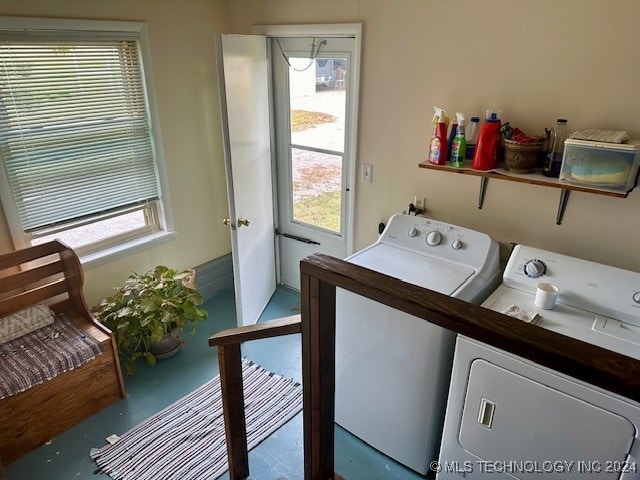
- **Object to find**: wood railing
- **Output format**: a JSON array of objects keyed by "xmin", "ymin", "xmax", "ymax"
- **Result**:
[
  {"xmin": 209, "ymin": 315, "xmax": 302, "ymax": 478},
  {"xmin": 210, "ymin": 253, "xmax": 640, "ymax": 480}
]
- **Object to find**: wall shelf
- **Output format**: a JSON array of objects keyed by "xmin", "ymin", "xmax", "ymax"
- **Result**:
[{"xmin": 418, "ymin": 161, "xmax": 629, "ymax": 225}]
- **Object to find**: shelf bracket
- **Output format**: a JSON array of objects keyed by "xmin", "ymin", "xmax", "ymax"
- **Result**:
[
  {"xmin": 478, "ymin": 177, "xmax": 489, "ymax": 209},
  {"xmin": 556, "ymin": 189, "xmax": 570, "ymax": 225}
]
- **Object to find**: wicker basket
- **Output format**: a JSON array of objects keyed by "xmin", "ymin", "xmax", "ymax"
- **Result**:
[{"xmin": 503, "ymin": 139, "xmax": 544, "ymax": 173}]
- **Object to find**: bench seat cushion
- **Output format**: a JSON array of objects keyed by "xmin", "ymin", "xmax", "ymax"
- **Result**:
[{"xmin": 0, "ymin": 313, "xmax": 103, "ymax": 399}]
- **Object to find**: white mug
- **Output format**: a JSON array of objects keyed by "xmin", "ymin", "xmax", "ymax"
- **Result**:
[{"xmin": 535, "ymin": 283, "xmax": 559, "ymax": 310}]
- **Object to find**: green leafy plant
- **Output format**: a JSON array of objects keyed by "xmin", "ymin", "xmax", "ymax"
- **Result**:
[{"xmin": 93, "ymin": 266, "xmax": 208, "ymax": 375}]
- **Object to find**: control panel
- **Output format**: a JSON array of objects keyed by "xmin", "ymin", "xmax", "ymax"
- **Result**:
[
  {"xmin": 504, "ymin": 244, "xmax": 640, "ymax": 326},
  {"xmin": 378, "ymin": 214, "xmax": 499, "ymax": 270}
]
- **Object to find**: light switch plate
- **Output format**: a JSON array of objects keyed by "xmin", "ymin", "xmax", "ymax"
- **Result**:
[{"xmin": 361, "ymin": 164, "xmax": 373, "ymax": 183}]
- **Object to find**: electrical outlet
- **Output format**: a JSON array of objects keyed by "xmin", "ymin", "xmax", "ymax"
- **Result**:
[{"xmin": 413, "ymin": 196, "xmax": 427, "ymax": 210}]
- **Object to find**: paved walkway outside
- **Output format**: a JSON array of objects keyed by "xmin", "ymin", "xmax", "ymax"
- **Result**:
[{"xmin": 290, "ymin": 89, "xmax": 345, "ymax": 205}]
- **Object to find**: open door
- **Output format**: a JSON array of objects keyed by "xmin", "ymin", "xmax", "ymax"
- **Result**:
[{"xmin": 216, "ymin": 34, "xmax": 276, "ymax": 326}]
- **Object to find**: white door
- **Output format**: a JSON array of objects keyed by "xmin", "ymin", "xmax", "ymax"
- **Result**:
[
  {"xmin": 272, "ymin": 37, "xmax": 357, "ymax": 290},
  {"xmin": 216, "ymin": 34, "xmax": 276, "ymax": 326}
]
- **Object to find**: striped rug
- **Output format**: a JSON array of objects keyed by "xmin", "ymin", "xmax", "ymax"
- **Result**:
[{"xmin": 91, "ymin": 359, "xmax": 302, "ymax": 480}]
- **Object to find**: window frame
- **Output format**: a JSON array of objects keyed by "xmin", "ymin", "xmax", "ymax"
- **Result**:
[{"xmin": 0, "ymin": 16, "xmax": 174, "ymax": 267}]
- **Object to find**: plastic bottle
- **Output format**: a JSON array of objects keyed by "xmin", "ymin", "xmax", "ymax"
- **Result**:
[
  {"xmin": 428, "ymin": 107, "xmax": 448, "ymax": 165},
  {"xmin": 447, "ymin": 121, "xmax": 457, "ymax": 162},
  {"xmin": 472, "ymin": 110, "xmax": 501, "ymax": 171},
  {"xmin": 542, "ymin": 118, "xmax": 568, "ymax": 178},
  {"xmin": 451, "ymin": 112, "xmax": 466, "ymax": 168},
  {"xmin": 465, "ymin": 116, "xmax": 480, "ymax": 160}
]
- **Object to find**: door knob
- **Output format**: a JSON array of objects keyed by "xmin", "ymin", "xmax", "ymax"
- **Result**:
[
  {"xmin": 222, "ymin": 218, "xmax": 231, "ymax": 225},
  {"xmin": 237, "ymin": 218, "xmax": 250, "ymax": 227}
]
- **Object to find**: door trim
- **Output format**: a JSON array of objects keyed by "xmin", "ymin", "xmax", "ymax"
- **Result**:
[{"xmin": 252, "ymin": 23, "xmax": 361, "ymax": 257}]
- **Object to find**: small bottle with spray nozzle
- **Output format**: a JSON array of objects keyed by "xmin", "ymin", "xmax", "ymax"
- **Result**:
[
  {"xmin": 428, "ymin": 106, "xmax": 448, "ymax": 165},
  {"xmin": 447, "ymin": 120, "xmax": 458, "ymax": 162},
  {"xmin": 451, "ymin": 112, "xmax": 466, "ymax": 168}
]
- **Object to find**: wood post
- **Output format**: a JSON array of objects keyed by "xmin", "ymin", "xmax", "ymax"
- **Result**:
[
  {"xmin": 217, "ymin": 343, "xmax": 249, "ymax": 480},
  {"xmin": 301, "ymin": 272, "xmax": 336, "ymax": 479}
]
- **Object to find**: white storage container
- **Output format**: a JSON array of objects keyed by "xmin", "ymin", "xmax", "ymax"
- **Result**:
[{"xmin": 560, "ymin": 139, "xmax": 640, "ymax": 192}]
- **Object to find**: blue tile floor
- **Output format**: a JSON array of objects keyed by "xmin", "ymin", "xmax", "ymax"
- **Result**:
[{"xmin": 6, "ymin": 286, "xmax": 426, "ymax": 480}]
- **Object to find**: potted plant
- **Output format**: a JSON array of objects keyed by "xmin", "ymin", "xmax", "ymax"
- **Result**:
[{"xmin": 93, "ymin": 265, "xmax": 208, "ymax": 375}]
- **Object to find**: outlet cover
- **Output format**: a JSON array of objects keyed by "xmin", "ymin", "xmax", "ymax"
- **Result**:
[{"xmin": 413, "ymin": 196, "xmax": 427, "ymax": 209}]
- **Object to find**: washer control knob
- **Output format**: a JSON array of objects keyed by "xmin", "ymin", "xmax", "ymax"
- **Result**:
[
  {"xmin": 524, "ymin": 259, "xmax": 547, "ymax": 278},
  {"xmin": 633, "ymin": 292, "xmax": 640, "ymax": 304},
  {"xmin": 451, "ymin": 239, "xmax": 463, "ymax": 250},
  {"xmin": 426, "ymin": 231, "xmax": 442, "ymax": 246},
  {"xmin": 408, "ymin": 227, "xmax": 418, "ymax": 238}
]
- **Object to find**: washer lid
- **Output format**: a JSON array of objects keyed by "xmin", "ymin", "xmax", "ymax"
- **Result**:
[{"xmin": 348, "ymin": 243, "xmax": 475, "ymax": 295}]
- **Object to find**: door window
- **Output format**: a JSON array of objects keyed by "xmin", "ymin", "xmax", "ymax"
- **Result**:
[
  {"xmin": 286, "ymin": 54, "xmax": 348, "ymax": 235},
  {"xmin": 272, "ymin": 36, "xmax": 358, "ymax": 290}
]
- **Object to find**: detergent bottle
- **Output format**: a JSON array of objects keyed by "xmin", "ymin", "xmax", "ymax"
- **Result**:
[
  {"xmin": 465, "ymin": 116, "xmax": 480, "ymax": 160},
  {"xmin": 450, "ymin": 112, "xmax": 466, "ymax": 168},
  {"xmin": 472, "ymin": 110, "xmax": 502, "ymax": 171},
  {"xmin": 428, "ymin": 107, "xmax": 448, "ymax": 165}
]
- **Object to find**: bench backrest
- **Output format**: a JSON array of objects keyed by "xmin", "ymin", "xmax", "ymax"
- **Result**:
[{"xmin": 0, "ymin": 240, "xmax": 87, "ymax": 318}]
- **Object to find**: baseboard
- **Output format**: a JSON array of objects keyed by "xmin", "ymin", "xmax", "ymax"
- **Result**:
[{"xmin": 195, "ymin": 253, "xmax": 233, "ymax": 301}]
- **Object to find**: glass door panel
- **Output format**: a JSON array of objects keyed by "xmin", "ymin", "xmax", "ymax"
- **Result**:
[
  {"xmin": 291, "ymin": 147, "xmax": 342, "ymax": 233},
  {"xmin": 288, "ymin": 57, "xmax": 347, "ymax": 152},
  {"xmin": 287, "ymin": 55, "xmax": 348, "ymax": 235}
]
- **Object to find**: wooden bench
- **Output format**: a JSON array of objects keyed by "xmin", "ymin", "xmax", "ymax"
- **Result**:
[{"xmin": 0, "ymin": 240, "xmax": 126, "ymax": 465}]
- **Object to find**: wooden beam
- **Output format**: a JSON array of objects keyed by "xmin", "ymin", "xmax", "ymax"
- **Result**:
[
  {"xmin": 300, "ymin": 253, "xmax": 640, "ymax": 403},
  {"xmin": 301, "ymin": 272, "xmax": 336, "ymax": 480},
  {"xmin": 209, "ymin": 315, "xmax": 301, "ymax": 347},
  {"xmin": 218, "ymin": 343, "xmax": 249, "ymax": 480}
]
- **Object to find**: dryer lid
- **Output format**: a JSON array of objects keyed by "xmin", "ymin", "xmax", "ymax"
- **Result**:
[
  {"xmin": 459, "ymin": 359, "xmax": 636, "ymax": 479},
  {"xmin": 347, "ymin": 243, "xmax": 475, "ymax": 296}
]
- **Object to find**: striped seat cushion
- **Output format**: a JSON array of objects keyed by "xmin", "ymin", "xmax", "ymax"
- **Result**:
[{"xmin": 0, "ymin": 314, "xmax": 103, "ymax": 399}]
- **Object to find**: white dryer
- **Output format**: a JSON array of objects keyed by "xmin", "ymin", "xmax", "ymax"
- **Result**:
[
  {"xmin": 437, "ymin": 245, "xmax": 640, "ymax": 479},
  {"xmin": 335, "ymin": 214, "xmax": 500, "ymax": 475}
]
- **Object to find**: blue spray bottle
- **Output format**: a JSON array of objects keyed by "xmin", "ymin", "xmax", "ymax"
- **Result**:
[{"xmin": 451, "ymin": 112, "xmax": 466, "ymax": 168}]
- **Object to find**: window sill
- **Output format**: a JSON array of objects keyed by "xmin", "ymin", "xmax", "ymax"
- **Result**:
[{"xmin": 80, "ymin": 230, "xmax": 177, "ymax": 269}]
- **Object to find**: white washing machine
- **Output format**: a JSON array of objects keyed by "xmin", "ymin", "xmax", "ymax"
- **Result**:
[
  {"xmin": 335, "ymin": 213, "xmax": 500, "ymax": 474},
  {"xmin": 437, "ymin": 245, "xmax": 640, "ymax": 479}
]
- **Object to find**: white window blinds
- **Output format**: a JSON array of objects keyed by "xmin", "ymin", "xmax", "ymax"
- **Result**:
[{"xmin": 0, "ymin": 38, "xmax": 160, "ymax": 232}]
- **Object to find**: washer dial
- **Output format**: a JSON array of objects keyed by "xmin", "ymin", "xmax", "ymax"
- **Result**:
[
  {"xmin": 633, "ymin": 292, "xmax": 640, "ymax": 304},
  {"xmin": 524, "ymin": 259, "xmax": 547, "ymax": 278},
  {"xmin": 408, "ymin": 227, "xmax": 418, "ymax": 238},
  {"xmin": 451, "ymin": 239, "xmax": 463, "ymax": 250},
  {"xmin": 426, "ymin": 231, "xmax": 442, "ymax": 246}
]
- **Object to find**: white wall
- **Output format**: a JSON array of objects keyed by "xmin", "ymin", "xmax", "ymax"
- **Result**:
[
  {"xmin": 226, "ymin": 0, "xmax": 640, "ymax": 270},
  {"xmin": 0, "ymin": 0, "xmax": 231, "ymax": 305}
]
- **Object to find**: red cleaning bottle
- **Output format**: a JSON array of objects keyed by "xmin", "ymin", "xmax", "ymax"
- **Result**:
[
  {"xmin": 428, "ymin": 107, "xmax": 448, "ymax": 165},
  {"xmin": 472, "ymin": 110, "xmax": 502, "ymax": 171}
]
